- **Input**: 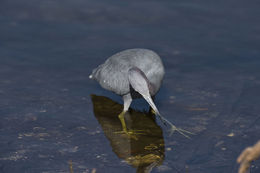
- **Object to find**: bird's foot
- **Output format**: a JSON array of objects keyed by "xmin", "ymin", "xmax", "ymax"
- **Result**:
[
  {"xmin": 115, "ymin": 129, "xmax": 145, "ymax": 140},
  {"xmin": 157, "ymin": 115, "xmax": 194, "ymax": 138},
  {"xmin": 115, "ymin": 129, "xmax": 145, "ymax": 135},
  {"xmin": 168, "ymin": 124, "xmax": 194, "ymax": 138},
  {"xmin": 150, "ymin": 109, "xmax": 156, "ymax": 115}
]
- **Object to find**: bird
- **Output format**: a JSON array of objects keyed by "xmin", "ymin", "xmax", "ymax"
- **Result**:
[{"xmin": 89, "ymin": 48, "xmax": 191, "ymax": 137}]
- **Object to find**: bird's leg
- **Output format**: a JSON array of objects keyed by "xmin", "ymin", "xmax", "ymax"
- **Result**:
[
  {"xmin": 118, "ymin": 94, "xmax": 132, "ymax": 133},
  {"xmin": 149, "ymin": 96, "xmax": 156, "ymax": 115},
  {"xmin": 117, "ymin": 94, "xmax": 145, "ymax": 139}
]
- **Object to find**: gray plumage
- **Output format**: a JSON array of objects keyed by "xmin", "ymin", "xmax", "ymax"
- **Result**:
[
  {"xmin": 90, "ymin": 48, "xmax": 192, "ymax": 138},
  {"xmin": 90, "ymin": 48, "xmax": 164, "ymax": 96}
]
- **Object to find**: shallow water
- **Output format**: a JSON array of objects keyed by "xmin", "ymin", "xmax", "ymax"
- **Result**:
[{"xmin": 0, "ymin": 0, "xmax": 260, "ymax": 172}]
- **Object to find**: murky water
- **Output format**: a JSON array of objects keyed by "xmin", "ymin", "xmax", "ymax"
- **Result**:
[{"xmin": 0, "ymin": 0, "xmax": 260, "ymax": 172}]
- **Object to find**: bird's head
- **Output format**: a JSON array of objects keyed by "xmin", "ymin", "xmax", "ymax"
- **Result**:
[{"xmin": 128, "ymin": 67, "xmax": 160, "ymax": 115}]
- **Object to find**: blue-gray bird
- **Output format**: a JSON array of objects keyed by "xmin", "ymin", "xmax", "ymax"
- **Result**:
[{"xmin": 90, "ymin": 48, "xmax": 191, "ymax": 137}]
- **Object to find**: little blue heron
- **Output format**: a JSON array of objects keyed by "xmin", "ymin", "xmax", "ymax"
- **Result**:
[{"xmin": 90, "ymin": 48, "xmax": 191, "ymax": 137}]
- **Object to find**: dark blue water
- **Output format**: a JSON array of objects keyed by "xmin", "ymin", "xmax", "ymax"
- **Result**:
[{"xmin": 0, "ymin": 0, "xmax": 260, "ymax": 172}]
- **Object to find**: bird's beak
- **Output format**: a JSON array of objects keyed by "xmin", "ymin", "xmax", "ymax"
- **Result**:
[
  {"xmin": 143, "ymin": 95, "xmax": 161, "ymax": 116},
  {"xmin": 142, "ymin": 94, "xmax": 169, "ymax": 126}
]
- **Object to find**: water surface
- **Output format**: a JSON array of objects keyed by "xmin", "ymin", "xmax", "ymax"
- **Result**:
[{"xmin": 0, "ymin": 0, "xmax": 260, "ymax": 172}]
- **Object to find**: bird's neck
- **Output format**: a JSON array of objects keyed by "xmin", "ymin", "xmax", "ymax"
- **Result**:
[{"xmin": 148, "ymin": 82, "xmax": 156, "ymax": 96}]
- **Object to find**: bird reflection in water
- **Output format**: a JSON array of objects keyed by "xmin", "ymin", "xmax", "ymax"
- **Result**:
[{"xmin": 91, "ymin": 95, "xmax": 165, "ymax": 173}]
